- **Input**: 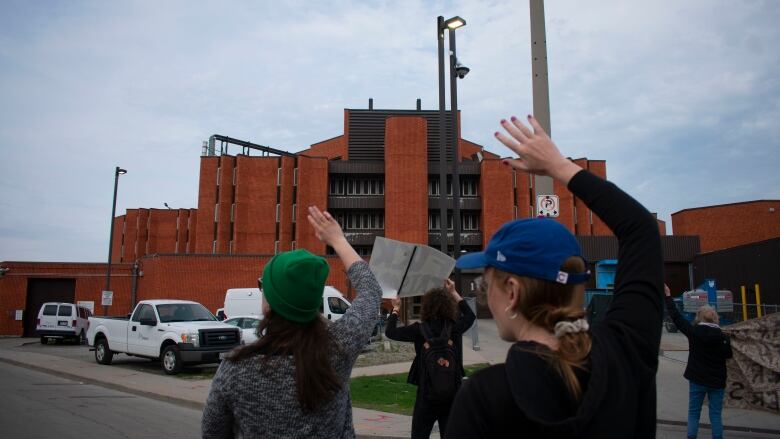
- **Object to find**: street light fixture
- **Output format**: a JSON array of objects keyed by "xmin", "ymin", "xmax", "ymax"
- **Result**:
[
  {"xmin": 444, "ymin": 16, "xmax": 466, "ymax": 30},
  {"xmin": 104, "ymin": 166, "xmax": 126, "ymax": 315}
]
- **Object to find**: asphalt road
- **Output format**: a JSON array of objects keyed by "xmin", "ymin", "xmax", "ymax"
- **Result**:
[{"xmin": 0, "ymin": 361, "xmax": 203, "ymax": 438}]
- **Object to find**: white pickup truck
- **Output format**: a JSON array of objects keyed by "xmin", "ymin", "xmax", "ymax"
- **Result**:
[{"xmin": 87, "ymin": 300, "xmax": 241, "ymax": 375}]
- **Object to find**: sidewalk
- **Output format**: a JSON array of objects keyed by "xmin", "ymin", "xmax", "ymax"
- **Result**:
[{"xmin": 1, "ymin": 326, "xmax": 778, "ymax": 438}]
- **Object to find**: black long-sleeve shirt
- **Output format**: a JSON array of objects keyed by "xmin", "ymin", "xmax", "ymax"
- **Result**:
[
  {"xmin": 385, "ymin": 299, "xmax": 476, "ymax": 385},
  {"xmin": 446, "ymin": 169, "xmax": 664, "ymax": 439},
  {"xmin": 665, "ymin": 296, "xmax": 732, "ymax": 388}
]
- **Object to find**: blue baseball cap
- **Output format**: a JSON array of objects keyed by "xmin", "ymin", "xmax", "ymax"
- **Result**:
[{"xmin": 456, "ymin": 218, "xmax": 590, "ymax": 285}]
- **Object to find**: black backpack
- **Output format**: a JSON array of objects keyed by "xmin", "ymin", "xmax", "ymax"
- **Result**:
[{"xmin": 419, "ymin": 321, "xmax": 460, "ymax": 402}]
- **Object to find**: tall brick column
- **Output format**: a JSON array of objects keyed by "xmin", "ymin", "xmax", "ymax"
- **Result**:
[{"xmin": 384, "ymin": 116, "xmax": 428, "ymax": 245}]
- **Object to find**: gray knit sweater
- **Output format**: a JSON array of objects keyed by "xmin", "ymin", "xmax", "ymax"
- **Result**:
[{"xmin": 201, "ymin": 261, "xmax": 381, "ymax": 439}]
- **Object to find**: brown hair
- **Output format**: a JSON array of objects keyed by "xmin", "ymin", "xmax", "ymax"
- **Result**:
[
  {"xmin": 420, "ymin": 287, "xmax": 458, "ymax": 323},
  {"xmin": 494, "ymin": 256, "xmax": 591, "ymax": 400},
  {"xmin": 229, "ymin": 310, "xmax": 342, "ymax": 412}
]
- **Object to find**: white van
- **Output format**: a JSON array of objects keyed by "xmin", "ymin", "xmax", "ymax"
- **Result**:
[
  {"xmin": 219, "ymin": 286, "xmax": 351, "ymax": 322},
  {"xmin": 37, "ymin": 302, "xmax": 92, "ymax": 344}
]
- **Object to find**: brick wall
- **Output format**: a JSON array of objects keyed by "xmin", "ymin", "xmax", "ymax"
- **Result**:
[
  {"xmin": 216, "ymin": 155, "xmax": 236, "ymax": 254},
  {"xmin": 672, "ymin": 200, "xmax": 780, "ymax": 252},
  {"xmin": 480, "ymin": 158, "xmax": 514, "ymax": 246},
  {"xmin": 278, "ymin": 156, "xmax": 296, "ymax": 252},
  {"xmin": 233, "ymin": 155, "xmax": 278, "ymax": 254},
  {"xmin": 515, "ymin": 170, "xmax": 533, "ymax": 220},
  {"xmin": 0, "ymin": 262, "xmax": 134, "ymax": 335},
  {"xmin": 587, "ymin": 160, "xmax": 612, "ymax": 236},
  {"xmin": 195, "ymin": 156, "xmax": 219, "ymax": 253},
  {"xmin": 301, "ymin": 135, "xmax": 347, "ymax": 160},
  {"xmin": 573, "ymin": 158, "xmax": 592, "ymax": 235},
  {"xmin": 384, "ymin": 116, "xmax": 428, "ymax": 244},
  {"xmin": 147, "ymin": 209, "xmax": 178, "ymax": 254},
  {"xmin": 296, "ymin": 156, "xmax": 329, "ymax": 254}
]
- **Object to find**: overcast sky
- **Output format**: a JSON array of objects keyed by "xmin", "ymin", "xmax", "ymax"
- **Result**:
[{"xmin": 1, "ymin": 0, "xmax": 778, "ymax": 262}]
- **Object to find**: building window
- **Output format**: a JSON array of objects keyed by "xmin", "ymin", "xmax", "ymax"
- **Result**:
[
  {"xmin": 229, "ymin": 240, "xmax": 234, "ymax": 254},
  {"xmin": 292, "ymin": 204, "xmax": 297, "ymax": 223},
  {"xmin": 275, "ymin": 204, "xmax": 280, "ymax": 222},
  {"xmin": 230, "ymin": 203, "xmax": 235, "ymax": 222},
  {"xmin": 336, "ymin": 211, "xmax": 384, "ymax": 230},
  {"xmin": 212, "ymin": 240, "xmax": 217, "ymax": 254},
  {"xmin": 428, "ymin": 179, "xmax": 439, "ymax": 196},
  {"xmin": 428, "ymin": 213, "xmax": 440, "ymax": 230},
  {"xmin": 214, "ymin": 204, "xmax": 219, "ymax": 222},
  {"xmin": 216, "ymin": 167, "xmax": 221, "ymax": 185},
  {"xmin": 462, "ymin": 213, "xmax": 480, "ymax": 230},
  {"xmin": 274, "ymin": 241, "xmax": 279, "ymax": 254},
  {"xmin": 461, "ymin": 179, "xmax": 478, "ymax": 197},
  {"xmin": 277, "ymin": 168, "xmax": 282, "ymax": 186}
]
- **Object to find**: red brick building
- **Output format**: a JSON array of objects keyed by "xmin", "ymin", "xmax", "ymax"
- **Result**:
[
  {"xmin": 0, "ymin": 106, "xmax": 634, "ymax": 336},
  {"xmin": 672, "ymin": 200, "xmax": 780, "ymax": 253}
]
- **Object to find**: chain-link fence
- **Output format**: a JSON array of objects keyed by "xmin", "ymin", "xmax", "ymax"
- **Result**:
[{"xmin": 730, "ymin": 303, "xmax": 780, "ymax": 323}]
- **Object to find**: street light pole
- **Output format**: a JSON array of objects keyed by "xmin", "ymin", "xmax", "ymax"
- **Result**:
[
  {"xmin": 437, "ymin": 16, "xmax": 448, "ymax": 255},
  {"xmin": 448, "ymin": 28, "xmax": 463, "ymax": 292},
  {"xmin": 104, "ymin": 166, "xmax": 126, "ymax": 316}
]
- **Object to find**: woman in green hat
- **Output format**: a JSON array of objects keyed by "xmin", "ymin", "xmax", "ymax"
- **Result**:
[{"xmin": 202, "ymin": 206, "xmax": 382, "ymax": 439}]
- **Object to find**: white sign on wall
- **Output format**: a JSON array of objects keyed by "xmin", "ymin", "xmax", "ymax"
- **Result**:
[
  {"xmin": 101, "ymin": 291, "xmax": 113, "ymax": 306},
  {"xmin": 78, "ymin": 301, "xmax": 95, "ymax": 313},
  {"xmin": 536, "ymin": 195, "xmax": 560, "ymax": 217},
  {"xmin": 15, "ymin": 310, "xmax": 23, "ymax": 321}
]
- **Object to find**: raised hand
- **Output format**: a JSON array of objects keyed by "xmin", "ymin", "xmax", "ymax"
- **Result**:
[
  {"xmin": 494, "ymin": 114, "xmax": 582, "ymax": 185},
  {"xmin": 444, "ymin": 279, "xmax": 461, "ymax": 301},
  {"xmin": 391, "ymin": 296, "xmax": 401, "ymax": 313},
  {"xmin": 307, "ymin": 206, "xmax": 346, "ymax": 247}
]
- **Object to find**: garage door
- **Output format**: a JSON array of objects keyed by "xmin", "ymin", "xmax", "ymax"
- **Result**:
[{"xmin": 24, "ymin": 279, "xmax": 76, "ymax": 336}]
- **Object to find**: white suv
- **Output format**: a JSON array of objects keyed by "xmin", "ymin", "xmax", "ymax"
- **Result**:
[{"xmin": 37, "ymin": 302, "xmax": 91, "ymax": 344}]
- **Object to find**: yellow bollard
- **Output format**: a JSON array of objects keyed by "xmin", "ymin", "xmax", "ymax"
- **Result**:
[
  {"xmin": 755, "ymin": 284, "xmax": 762, "ymax": 318},
  {"xmin": 741, "ymin": 286, "xmax": 748, "ymax": 321}
]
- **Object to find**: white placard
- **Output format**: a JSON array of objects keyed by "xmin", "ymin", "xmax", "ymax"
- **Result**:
[
  {"xmin": 101, "ymin": 291, "xmax": 113, "ymax": 306},
  {"xmin": 536, "ymin": 195, "xmax": 560, "ymax": 217},
  {"xmin": 15, "ymin": 310, "xmax": 23, "ymax": 321},
  {"xmin": 368, "ymin": 237, "xmax": 456, "ymax": 298},
  {"xmin": 78, "ymin": 301, "xmax": 95, "ymax": 313}
]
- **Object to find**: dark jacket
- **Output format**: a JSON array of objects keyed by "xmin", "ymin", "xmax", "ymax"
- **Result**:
[
  {"xmin": 385, "ymin": 299, "xmax": 476, "ymax": 386},
  {"xmin": 665, "ymin": 296, "xmax": 733, "ymax": 388},
  {"xmin": 446, "ymin": 170, "xmax": 665, "ymax": 439}
]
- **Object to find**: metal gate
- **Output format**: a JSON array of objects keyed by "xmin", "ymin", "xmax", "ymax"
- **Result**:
[{"xmin": 23, "ymin": 278, "xmax": 76, "ymax": 336}]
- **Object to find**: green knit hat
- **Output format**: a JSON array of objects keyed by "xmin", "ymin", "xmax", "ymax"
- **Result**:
[{"xmin": 262, "ymin": 249, "xmax": 329, "ymax": 323}]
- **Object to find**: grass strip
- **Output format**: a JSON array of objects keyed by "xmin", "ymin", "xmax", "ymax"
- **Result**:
[{"xmin": 349, "ymin": 363, "xmax": 489, "ymax": 416}]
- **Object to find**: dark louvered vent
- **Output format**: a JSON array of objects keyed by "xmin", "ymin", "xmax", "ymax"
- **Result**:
[{"xmin": 347, "ymin": 110, "xmax": 458, "ymax": 162}]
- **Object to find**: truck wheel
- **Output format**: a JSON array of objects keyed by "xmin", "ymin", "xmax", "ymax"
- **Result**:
[
  {"xmin": 162, "ymin": 345, "xmax": 183, "ymax": 375},
  {"xmin": 40, "ymin": 336, "xmax": 48, "ymax": 345},
  {"xmin": 95, "ymin": 338, "xmax": 113, "ymax": 365}
]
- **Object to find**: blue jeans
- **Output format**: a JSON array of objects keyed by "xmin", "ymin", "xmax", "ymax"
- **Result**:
[{"xmin": 688, "ymin": 381, "xmax": 724, "ymax": 439}]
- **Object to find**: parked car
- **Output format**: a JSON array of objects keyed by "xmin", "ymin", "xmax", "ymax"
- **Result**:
[
  {"xmin": 223, "ymin": 315, "xmax": 262, "ymax": 344},
  {"xmin": 37, "ymin": 302, "xmax": 92, "ymax": 344},
  {"xmin": 87, "ymin": 300, "xmax": 241, "ymax": 375}
]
